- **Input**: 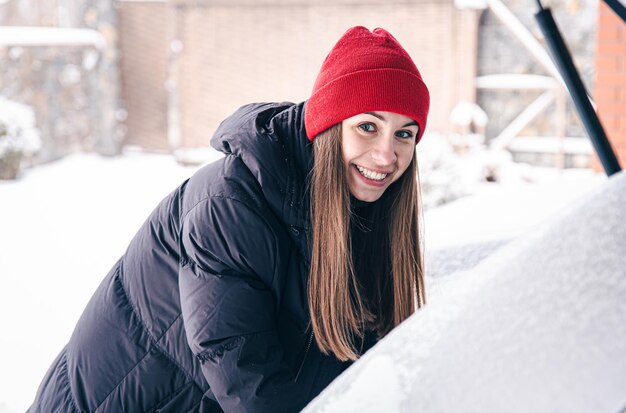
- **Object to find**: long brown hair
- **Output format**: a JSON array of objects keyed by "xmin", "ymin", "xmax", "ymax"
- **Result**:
[{"xmin": 308, "ymin": 123, "xmax": 426, "ymax": 362}]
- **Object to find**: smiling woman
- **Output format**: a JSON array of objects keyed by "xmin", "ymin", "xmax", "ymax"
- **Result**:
[{"xmin": 29, "ymin": 26, "xmax": 430, "ymax": 412}]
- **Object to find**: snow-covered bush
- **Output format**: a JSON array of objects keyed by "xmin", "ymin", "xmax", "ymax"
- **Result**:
[
  {"xmin": 417, "ymin": 132, "xmax": 517, "ymax": 209},
  {"xmin": 417, "ymin": 133, "xmax": 479, "ymax": 209},
  {"xmin": 0, "ymin": 96, "xmax": 42, "ymax": 179}
]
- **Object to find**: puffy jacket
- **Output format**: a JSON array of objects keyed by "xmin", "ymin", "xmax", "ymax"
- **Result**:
[{"xmin": 29, "ymin": 102, "xmax": 370, "ymax": 412}]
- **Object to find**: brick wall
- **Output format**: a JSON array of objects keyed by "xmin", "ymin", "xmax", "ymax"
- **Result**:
[
  {"xmin": 594, "ymin": 1, "xmax": 626, "ymax": 171},
  {"xmin": 117, "ymin": 0, "xmax": 480, "ymax": 152},
  {"xmin": 117, "ymin": 1, "xmax": 169, "ymax": 151}
]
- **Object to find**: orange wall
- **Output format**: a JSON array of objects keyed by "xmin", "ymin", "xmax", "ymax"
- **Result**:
[{"xmin": 594, "ymin": 1, "xmax": 626, "ymax": 171}]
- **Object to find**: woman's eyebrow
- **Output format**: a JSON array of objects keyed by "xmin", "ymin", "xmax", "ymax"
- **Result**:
[
  {"xmin": 364, "ymin": 111, "xmax": 386, "ymax": 121},
  {"xmin": 364, "ymin": 112, "xmax": 417, "ymax": 128}
]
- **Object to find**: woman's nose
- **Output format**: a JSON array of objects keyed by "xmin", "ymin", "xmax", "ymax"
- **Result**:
[{"xmin": 371, "ymin": 135, "xmax": 397, "ymax": 166}]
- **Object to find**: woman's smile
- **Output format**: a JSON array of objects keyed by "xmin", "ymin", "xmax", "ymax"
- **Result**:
[
  {"xmin": 354, "ymin": 164, "xmax": 392, "ymax": 181},
  {"xmin": 352, "ymin": 164, "xmax": 394, "ymax": 187}
]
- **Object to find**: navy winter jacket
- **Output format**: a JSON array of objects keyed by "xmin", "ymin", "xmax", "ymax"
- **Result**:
[{"xmin": 28, "ymin": 102, "xmax": 366, "ymax": 412}]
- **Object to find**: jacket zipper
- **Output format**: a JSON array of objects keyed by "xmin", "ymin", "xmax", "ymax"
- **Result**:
[{"xmin": 294, "ymin": 330, "xmax": 314, "ymax": 383}]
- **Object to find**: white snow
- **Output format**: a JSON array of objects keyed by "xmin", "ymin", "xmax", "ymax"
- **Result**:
[
  {"xmin": 0, "ymin": 97, "xmax": 41, "ymax": 157},
  {"xmin": 424, "ymin": 166, "xmax": 604, "ymax": 248},
  {"xmin": 0, "ymin": 27, "xmax": 105, "ymax": 49},
  {"xmin": 507, "ymin": 135, "xmax": 593, "ymax": 155},
  {"xmin": 0, "ymin": 151, "xmax": 209, "ymax": 413},
  {"xmin": 0, "ymin": 150, "xmax": 606, "ymax": 413},
  {"xmin": 305, "ymin": 170, "xmax": 626, "ymax": 413}
]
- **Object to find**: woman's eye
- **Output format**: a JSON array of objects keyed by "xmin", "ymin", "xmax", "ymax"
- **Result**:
[
  {"xmin": 358, "ymin": 123, "xmax": 376, "ymax": 133},
  {"xmin": 395, "ymin": 130, "xmax": 414, "ymax": 139}
]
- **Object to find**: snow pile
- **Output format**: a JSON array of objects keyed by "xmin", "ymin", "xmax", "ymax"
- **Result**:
[
  {"xmin": 304, "ymin": 171, "xmax": 626, "ymax": 413},
  {"xmin": 417, "ymin": 132, "xmax": 537, "ymax": 209},
  {"xmin": 423, "ymin": 167, "xmax": 603, "ymax": 249},
  {"xmin": 418, "ymin": 133, "xmax": 477, "ymax": 208},
  {"xmin": 0, "ymin": 152, "xmax": 208, "ymax": 413}
]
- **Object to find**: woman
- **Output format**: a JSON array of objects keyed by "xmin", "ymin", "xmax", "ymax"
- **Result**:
[{"xmin": 29, "ymin": 26, "xmax": 429, "ymax": 412}]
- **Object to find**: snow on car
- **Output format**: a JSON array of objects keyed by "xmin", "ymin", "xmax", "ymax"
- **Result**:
[{"xmin": 304, "ymin": 170, "xmax": 626, "ymax": 413}]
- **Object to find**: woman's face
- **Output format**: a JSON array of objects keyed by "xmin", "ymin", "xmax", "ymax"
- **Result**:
[{"xmin": 341, "ymin": 111, "xmax": 418, "ymax": 202}]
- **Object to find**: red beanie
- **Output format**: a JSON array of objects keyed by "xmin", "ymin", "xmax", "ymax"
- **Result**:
[{"xmin": 305, "ymin": 26, "xmax": 430, "ymax": 143}]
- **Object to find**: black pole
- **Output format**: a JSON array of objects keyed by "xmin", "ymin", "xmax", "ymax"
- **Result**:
[
  {"xmin": 603, "ymin": 0, "xmax": 626, "ymax": 25},
  {"xmin": 534, "ymin": 1, "xmax": 622, "ymax": 176}
]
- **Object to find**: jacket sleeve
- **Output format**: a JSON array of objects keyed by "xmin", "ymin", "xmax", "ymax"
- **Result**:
[{"xmin": 178, "ymin": 195, "xmax": 309, "ymax": 413}]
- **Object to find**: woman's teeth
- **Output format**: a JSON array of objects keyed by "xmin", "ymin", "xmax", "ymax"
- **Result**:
[{"xmin": 356, "ymin": 165, "xmax": 388, "ymax": 181}]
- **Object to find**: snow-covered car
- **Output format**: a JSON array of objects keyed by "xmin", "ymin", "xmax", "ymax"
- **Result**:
[{"xmin": 303, "ymin": 170, "xmax": 626, "ymax": 413}]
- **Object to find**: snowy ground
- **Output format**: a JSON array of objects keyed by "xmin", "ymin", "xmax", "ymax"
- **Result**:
[{"xmin": 0, "ymin": 151, "xmax": 606, "ymax": 413}]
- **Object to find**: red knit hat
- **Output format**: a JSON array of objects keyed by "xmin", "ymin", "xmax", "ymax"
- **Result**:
[{"xmin": 305, "ymin": 26, "xmax": 430, "ymax": 143}]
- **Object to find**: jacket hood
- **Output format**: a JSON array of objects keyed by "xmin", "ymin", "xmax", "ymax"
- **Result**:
[{"xmin": 210, "ymin": 101, "xmax": 313, "ymax": 236}]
